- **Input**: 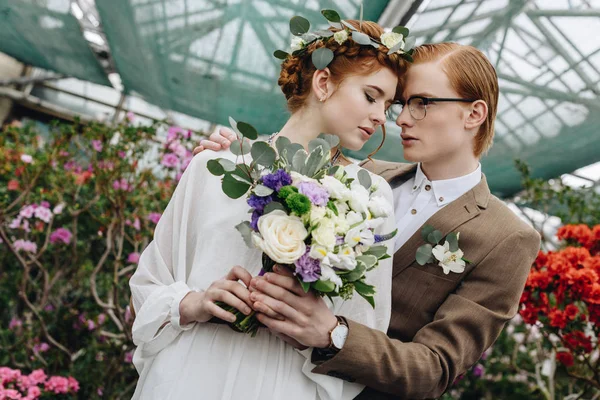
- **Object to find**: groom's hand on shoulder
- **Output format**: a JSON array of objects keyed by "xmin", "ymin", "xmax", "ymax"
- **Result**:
[{"xmin": 193, "ymin": 127, "xmax": 237, "ymax": 155}]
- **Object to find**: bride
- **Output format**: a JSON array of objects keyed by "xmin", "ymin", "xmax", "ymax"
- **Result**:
[{"xmin": 130, "ymin": 16, "xmax": 406, "ymax": 400}]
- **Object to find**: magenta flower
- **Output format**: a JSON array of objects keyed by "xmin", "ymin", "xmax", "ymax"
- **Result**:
[
  {"xmin": 9, "ymin": 317, "xmax": 22, "ymax": 330},
  {"xmin": 161, "ymin": 153, "xmax": 179, "ymax": 168},
  {"xmin": 50, "ymin": 228, "xmax": 73, "ymax": 245},
  {"xmin": 45, "ymin": 376, "xmax": 70, "ymax": 394},
  {"xmin": 124, "ymin": 351, "xmax": 133, "ymax": 363},
  {"xmin": 127, "ymin": 252, "xmax": 140, "ymax": 264},
  {"xmin": 13, "ymin": 239, "xmax": 37, "ymax": 253},
  {"xmin": 167, "ymin": 126, "xmax": 184, "ymax": 142},
  {"xmin": 28, "ymin": 369, "xmax": 47, "ymax": 385},
  {"xmin": 98, "ymin": 313, "xmax": 106, "ymax": 325},
  {"xmin": 92, "ymin": 140, "xmax": 103, "ymax": 152},
  {"xmin": 52, "ymin": 203, "xmax": 65, "ymax": 214},
  {"xmin": 86, "ymin": 320, "xmax": 96, "ymax": 331},
  {"xmin": 147, "ymin": 212, "xmax": 161, "ymax": 224},
  {"xmin": 40, "ymin": 201, "xmax": 50, "ymax": 208}
]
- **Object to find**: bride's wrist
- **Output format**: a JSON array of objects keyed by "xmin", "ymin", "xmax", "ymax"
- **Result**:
[{"xmin": 179, "ymin": 290, "xmax": 203, "ymax": 325}]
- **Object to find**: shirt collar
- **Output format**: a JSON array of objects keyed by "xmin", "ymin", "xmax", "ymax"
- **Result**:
[{"xmin": 412, "ymin": 163, "xmax": 482, "ymax": 207}]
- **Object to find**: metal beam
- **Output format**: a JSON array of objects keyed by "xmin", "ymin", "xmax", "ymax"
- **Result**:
[
  {"xmin": 526, "ymin": 9, "xmax": 600, "ymax": 18},
  {"xmin": 411, "ymin": 7, "xmax": 511, "ymax": 37},
  {"xmin": 499, "ymin": 80, "xmax": 600, "ymax": 109}
]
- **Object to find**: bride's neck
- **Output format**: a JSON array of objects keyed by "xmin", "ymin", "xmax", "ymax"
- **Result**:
[{"xmin": 277, "ymin": 108, "xmax": 326, "ymax": 149}]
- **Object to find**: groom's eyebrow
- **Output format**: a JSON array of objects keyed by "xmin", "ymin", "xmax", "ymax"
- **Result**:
[{"xmin": 366, "ymin": 85, "xmax": 395, "ymax": 103}]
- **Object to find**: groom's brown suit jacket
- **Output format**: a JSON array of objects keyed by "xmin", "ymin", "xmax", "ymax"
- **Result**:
[{"xmin": 312, "ymin": 161, "xmax": 541, "ymax": 399}]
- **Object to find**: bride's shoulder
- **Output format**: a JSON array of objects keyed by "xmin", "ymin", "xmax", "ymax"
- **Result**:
[{"xmin": 188, "ymin": 149, "xmax": 238, "ymax": 171}]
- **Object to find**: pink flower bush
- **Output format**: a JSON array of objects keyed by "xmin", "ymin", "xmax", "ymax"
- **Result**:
[
  {"xmin": 12, "ymin": 240, "xmax": 37, "ymax": 254},
  {"xmin": 50, "ymin": 228, "xmax": 72, "ymax": 245},
  {"xmin": 0, "ymin": 367, "xmax": 78, "ymax": 398},
  {"xmin": 147, "ymin": 212, "xmax": 161, "ymax": 224},
  {"xmin": 127, "ymin": 252, "xmax": 140, "ymax": 264},
  {"xmin": 161, "ymin": 153, "xmax": 179, "ymax": 168},
  {"xmin": 92, "ymin": 140, "xmax": 103, "ymax": 152}
]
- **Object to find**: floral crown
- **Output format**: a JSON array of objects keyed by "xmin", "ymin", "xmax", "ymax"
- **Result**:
[{"xmin": 273, "ymin": 8, "xmax": 416, "ymax": 70}]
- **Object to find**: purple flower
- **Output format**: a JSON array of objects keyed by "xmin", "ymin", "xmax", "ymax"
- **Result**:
[
  {"xmin": 472, "ymin": 364, "xmax": 485, "ymax": 378},
  {"xmin": 40, "ymin": 201, "xmax": 50, "ymax": 208},
  {"xmin": 247, "ymin": 194, "xmax": 273, "ymax": 213},
  {"xmin": 92, "ymin": 140, "xmax": 103, "ymax": 152},
  {"xmin": 262, "ymin": 169, "xmax": 292, "ymax": 192},
  {"xmin": 161, "ymin": 153, "xmax": 179, "ymax": 168},
  {"xmin": 50, "ymin": 228, "xmax": 73, "ymax": 245},
  {"xmin": 250, "ymin": 210, "xmax": 261, "ymax": 231},
  {"xmin": 298, "ymin": 182, "xmax": 329, "ymax": 207},
  {"xmin": 147, "ymin": 212, "xmax": 162, "ymax": 224},
  {"xmin": 294, "ymin": 247, "xmax": 321, "ymax": 282}
]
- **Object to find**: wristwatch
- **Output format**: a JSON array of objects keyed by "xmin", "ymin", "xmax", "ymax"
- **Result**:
[{"xmin": 312, "ymin": 316, "xmax": 348, "ymax": 365}]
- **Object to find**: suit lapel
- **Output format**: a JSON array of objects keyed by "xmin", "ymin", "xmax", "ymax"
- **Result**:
[{"xmin": 391, "ymin": 174, "xmax": 492, "ymax": 277}]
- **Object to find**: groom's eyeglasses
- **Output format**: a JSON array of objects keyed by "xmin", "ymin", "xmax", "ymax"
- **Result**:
[{"xmin": 386, "ymin": 96, "xmax": 477, "ymax": 121}]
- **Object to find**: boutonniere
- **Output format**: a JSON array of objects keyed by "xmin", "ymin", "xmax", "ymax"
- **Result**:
[{"xmin": 416, "ymin": 225, "xmax": 470, "ymax": 275}]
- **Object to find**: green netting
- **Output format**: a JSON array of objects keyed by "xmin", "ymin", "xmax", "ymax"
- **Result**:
[
  {"xmin": 95, "ymin": 0, "xmax": 388, "ymax": 134},
  {"xmin": 0, "ymin": 0, "xmax": 110, "ymax": 86}
]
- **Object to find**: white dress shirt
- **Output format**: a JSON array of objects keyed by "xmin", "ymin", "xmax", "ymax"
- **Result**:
[{"xmin": 392, "ymin": 163, "xmax": 482, "ymax": 252}]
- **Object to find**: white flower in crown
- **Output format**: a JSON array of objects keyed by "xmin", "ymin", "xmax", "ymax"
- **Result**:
[
  {"xmin": 333, "ymin": 29, "xmax": 349, "ymax": 45},
  {"xmin": 380, "ymin": 32, "xmax": 404, "ymax": 52},
  {"xmin": 431, "ymin": 240, "xmax": 466, "ymax": 275},
  {"xmin": 290, "ymin": 37, "xmax": 306, "ymax": 52}
]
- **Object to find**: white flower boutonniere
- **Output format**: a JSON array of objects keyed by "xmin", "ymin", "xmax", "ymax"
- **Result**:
[
  {"xmin": 380, "ymin": 32, "xmax": 404, "ymax": 50},
  {"xmin": 416, "ymin": 226, "xmax": 470, "ymax": 275},
  {"xmin": 290, "ymin": 37, "xmax": 306, "ymax": 52}
]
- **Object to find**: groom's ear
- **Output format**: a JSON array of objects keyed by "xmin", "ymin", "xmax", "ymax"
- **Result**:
[{"xmin": 312, "ymin": 68, "xmax": 333, "ymax": 102}]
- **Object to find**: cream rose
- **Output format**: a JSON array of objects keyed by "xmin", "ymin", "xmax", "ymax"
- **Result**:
[
  {"xmin": 253, "ymin": 210, "xmax": 308, "ymax": 264},
  {"xmin": 333, "ymin": 30, "xmax": 348, "ymax": 45},
  {"xmin": 290, "ymin": 37, "xmax": 306, "ymax": 52},
  {"xmin": 380, "ymin": 32, "xmax": 404, "ymax": 50}
]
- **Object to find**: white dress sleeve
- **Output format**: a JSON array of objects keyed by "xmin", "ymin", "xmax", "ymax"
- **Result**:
[
  {"xmin": 129, "ymin": 152, "xmax": 214, "ymax": 369},
  {"xmin": 298, "ymin": 166, "xmax": 395, "ymax": 400}
]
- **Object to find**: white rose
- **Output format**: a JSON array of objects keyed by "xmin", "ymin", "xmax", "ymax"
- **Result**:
[
  {"xmin": 253, "ymin": 210, "xmax": 308, "ymax": 264},
  {"xmin": 348, "ymin": 181, "xmax": 370, "ymax": 214},
  {"xmin": 290, "ymin": 37, "xmax": 306, "ymax": 52},
  {"xmin": 312, "ymin": 219, "xmax": 337, "ymax": 250},
  {"xmin": 321, "ymin": 175, "xmax": 350, "ymax": 201},
  {"xmin": 368, "ymin": 195, "xmax": 393, "ymax": 218},
  {"xmin": 333, "ymin": 30, "xmax": 348, "ymax": 45},
  {"xmin": 380, "ymin": 32, "xmax": 404, "ymax": 50}
]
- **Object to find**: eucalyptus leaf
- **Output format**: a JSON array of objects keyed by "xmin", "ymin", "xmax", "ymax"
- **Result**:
[
  {"xmin": 427, "ymin": 230, "xmax": 443, "ymax": 245},
  {"xmin": 218, "ymin": 158, "xmax": 236, "ymax": 172},
  {"xmin": 254, "ymin": 184, "xmax": 274, "ymax": 197},
  {"xmin": 251, "ymin": 141, "xmax": 276, "ymax": 167},
  {"xmin": 290, "ymin": 16, "xmax": 310, "ymax": 36},
  {"xmin": 275, "ymin": 136, "xmax": 291, "ymax": 156},
  {"xmin": 328, "ymin": 165, "xmax": 342, "ymax": 176},
  {"xmin": 341, "ymin": 20, "xmax": 358, "ymax": 31},
  {"xmin": 222, "ymin": 173, "xmax": 250, "ymax": 199},
  {"xmin": 404, "ymin": 36, "xmax": 416, "ymax": 51},
  {"xmin": 328, "ymin": 21, "xmax": 342, "ymax": 29},
  {"xmin": 207, "ymin": 159, "xmax": 225, "ymax": 176},
  {"xmin": 235, "ymin": 221, "xmax": 253, "ymax": 247},
  {"xmin": 446, "ymin": 232, "xmax": 459, "ymax": 252},
  {"xmin": 237, "ymin": 121, "xmax": 259, "ymax": 140},
  {"xmin": 321, "ymin": 9, "xmax": 341, "ymax": 23},
  {"xmin": 304, "ymin": 146, "xmax": 326, "ymax": 177},
  {"xmin": 313, "ymin": 279, "xmax": 336, "ymax": 293},
  {"xmin": 231, "ymin": 174, "xmax": 252, "ymax": 185},
  {"xmin": 273, "ymin": 50, "xmax": 289, "ymax": 60},
  {"xmin": 357, "ymin": 169, "xmax": 372, "ymax": 190},
  {"xmin": 363, "ymin": 245, "xmax": 387, "ymax": 259},
  {"xmin": 312, "ymin": 47, "xmax": 334, "ymax": 70},
  {"xmin": 264, "ymin": 201, "xmax": 286, "ymax": 214},
  {"xmin": 421, "ymin": 225, "xmax": 435, "ymax": 241},
  {"xmin": 416, "ymin": 244, "xmax": 433, "ymax": 265},
  {"xmin": 308, "ymin": 138, "xmax": 331, "ymax": 154},
  {"xmin": 228, "ymin": 116, "xmax": 242, "ymax": 138},
  {"xmin": 285, "ymin": 143, "xmax": 304, "ymax": 163},
  {"xmin": 387, "ymin": 40, "xmax": 405, "ymax": 55},
  {"xmin": 392, "ymin": 26, "xmax": 409, "ymax": 37},
  {"xmin": 352, "ymin": 31, "xmax": 371, "ymax": 45},
  {"xmin": 301, "ymin": 32, "xmax": 319, "ymax": 43},
  {"xmin": 313, "ymin": 30, "xmax": 334, "ymax": 37},
  {"xmin": 318, "ymin": 133, "xmax": 340, "ymax": 148},
  {"xmin": 292, "ymin": 149, "xmax": 308, "ymax": 173},
  {"xmin": 343, "ymin": 263, "xmax": 366, "ymax": 282},
  {"xmin": 230, "ymin": 139, "xmax": 251, "ymax": 156},
  {"xmin": 356, "ymin": 254, "xmax": 377, "ymax": 269},
  {"xmin": 369, "ymin": 40, "xmax": 380, "ymax": 49},
  {"xmin": 403, "ymin": 53, "xmax": 414, "ymax": 63}
]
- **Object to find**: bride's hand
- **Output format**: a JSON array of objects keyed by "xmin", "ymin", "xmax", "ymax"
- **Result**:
[
  {"xmin": 193, "ymin": 127, "xmax": 237, "ymax": 155},
  {"xmin": 179, "ymin": 266, "xmax": 254, "ymax": 325}
]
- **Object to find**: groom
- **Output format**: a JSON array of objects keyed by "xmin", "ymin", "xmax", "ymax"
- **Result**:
[{"xmin": 195, "ymin": 43, "xmax": 540, "ymax": 399}]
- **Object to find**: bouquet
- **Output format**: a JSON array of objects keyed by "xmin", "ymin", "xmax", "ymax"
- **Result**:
[{"xmin": 207, "ymin": 118, "xmax": 397, "ymax": 336}]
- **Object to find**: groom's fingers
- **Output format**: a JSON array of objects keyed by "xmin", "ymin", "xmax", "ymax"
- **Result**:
[
  {"xmin": 256, "ymin": 313, "xmax": 296, "ymax": 338},
  {"xmin": 263, "ymin": 273, "xmax": 307, "ymax": 297},
  {"xmin": 253, "ymin": 301, "xmax": 285, "ymax": 320},
  {"xmin": 250, "ymin": 292, "xmax": 297, "ymax": 321}
]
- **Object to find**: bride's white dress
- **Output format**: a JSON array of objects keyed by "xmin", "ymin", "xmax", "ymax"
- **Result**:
[{"xmin": 129, "ymin": 149, "xmax": 395, "ymax": 400}]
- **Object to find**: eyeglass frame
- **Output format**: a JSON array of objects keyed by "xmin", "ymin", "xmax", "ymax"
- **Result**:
[{"xmin": 387, "ymin": 95, "xmax": 478, "ymax": 121}]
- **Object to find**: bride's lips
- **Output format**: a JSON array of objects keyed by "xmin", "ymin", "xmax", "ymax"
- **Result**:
[{"xmin": 359, "ymin": 126, "xmax": 375, "ymax": 140}]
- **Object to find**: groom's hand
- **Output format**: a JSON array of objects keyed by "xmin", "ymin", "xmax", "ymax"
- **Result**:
[
  {"xmin": 193, "ymin": 127, "xmax": 237, "ymax": 155},
  {"xmin": 249, "ymin": 267, "xmax": 338, "ymax": 349}
]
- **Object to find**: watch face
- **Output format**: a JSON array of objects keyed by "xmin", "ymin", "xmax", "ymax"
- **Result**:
[{"xmin": 332, "ymin": 324, "xmax": 349, "ymax": 349}]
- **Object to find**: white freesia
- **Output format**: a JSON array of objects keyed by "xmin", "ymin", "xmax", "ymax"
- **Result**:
[
  {"xmin": 345, "ymin": 211, "xmax": 363, "ymax": 227},
  {"xmin": 431, "ymin": 241, "xmax": 466, "ymax": 275},
  {"xmin": 290, "ymin": 37, "xmax": 306, "ymax": 52},
  {"xmin": 312, "ymin": 219, "xmax": 337, "ymax": 250},
  {"xmin": 364, "ymin": 217, "xmax": 385, "ymax": 230},
  {"xmin": 380, "ymin": 32, "xmax": 404, "ymax": 50},
  {"xmin": 330, "ymin": 246, "xmax": 357, "ymax": 270},
  {"xmin": 321, "ymin": 175, "xmax": 350, "ymax": 200},
  {"xmin": 319, "ymin": 264, "xmax": 343, "ymax": 288},
  {"xmin": 252, "ymin": 210, "xmax": 308, "ymax": 264},
  {"xmin": 344, "ymin": 226, "xmax": 374, "ymax": 247},
  {"xmin": 309, "ymin": 245, "xmax": 329, "ymax": 260},
  {"xmin": 333, "ymin": 30, "xmax": 348, "ymax": 45},
  {"xmin": 368, "ymin": 195, "xmax": 392, "ymax": 218},
  {"xmin": 348, "ymin": 181, "xmax": 370, "ymax": 214}
]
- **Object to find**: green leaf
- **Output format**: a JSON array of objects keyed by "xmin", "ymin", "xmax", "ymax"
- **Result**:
[
  {"xmin": 392, "ymin": 26, "xmax": 409, "ymax": 37},
  {"xmin": 374, "ymin": 228, "xmax": 397, "ymax": 242},
  {"xmin": 292, "ymin": 149, "xmax": 308, "ymax": 173},
  {"xmin": 264, "ymin": 201, "xmax": 286, "ymax": 214},
  {"xmin": 254, "ymin": 184, "xmax": 274, "ymax": 197},
  {"xmin": 416, "ymin": 244, "xmax": 433, "ymax": 265},
  {"xmin": 313, "ymin": 30, "xmax": 334, "ymax": 38},
  {"xmin": 421, "ymin": 225, "xmax": 435, "ymax": 241},
  {"xmin": 230, "ymin": 139, "xmax": 251, "ymax": 156},
  {"xmin": 357, "ymin": 169, "xmax": 372, "ymax": 190},
  {"xmin": 356, "ymin": 254, "xmax": 377, "ymax": 269},
  {"xmin": 231, "ymin": 174, "xmax": 252, "ymax": 185},
  {"xmin": 312, "ymin": 47, "xmax": 334, "ymax": 70},
  {"xmin": 318, "ymin": 133, "xmax": 340, "ymax": 149},
  {"xmin": 251, "ymin": 141, "xmax": 276, "ymax": 167},
  {"xmin": 218, "ymin": 158, "xmax": 236, "ymax": 172},
  {"xmin": 207, "ymin": 159, "xmax": 225, "ymax": 176},
  {"xmin": 363, "ymin": 245, "xmax": 387, "ymax": 259},
  {"xmin": 228, "ymin": 116, "xmax": 241, "ymax": 138},
  {"xmin": 402, "ymin": 53, "xmax": 414, "ymax": 63},
  {"xmin": 321, "ymin": 9, "xmax": 341, "ymax": 23},
  {"xmin": 308, "ymin": 138, "xmax": 331, "ymax": 154},
  {"xmin": 343, "ymin": 263, "xmax": 366, "ymax": 282},
  {"xmin": 351, "ymin": 31, "xmax": 371, "ymax": 45},
  {"xmin": 273, "ymin": 50, "xmax": 289, "ymax": 60},
  {"xmin": 237, "ymin": 121, "xmax": 259, "ymax": 140},
  {"xmin": 305, "ymin": 146, "xmax": 327, "ymax": 177},
  {"xmin": 235, "ymin": 221, "xmax": 253, "ymax": 247},
  {"xmin": 326, "ymin": 200, "xmax": 338, "ymax": 216},
  {"xmin": 354, "ymin": 280, "xmax": 376, "ymax": 295},
  {"xmin": 404, "ymin": 36, "xmax": 416, "ymax": 51},
  {"xmin": 427, "ymin": 230, "xmax": 443, "ymax": 245},
  {"xmin": 341, "ymin": 20, "xmax": 358, "ymax": 31},
  {"xmin": 446, "ymin": 232, "xmax": 459, "ymax": 252},
  {"xmin": 299, "ymin": 279, "xmax": 311, "ymax": 293},
  {"xmin": 285, "ymin": 143, "xmax": 304, "ymax": 164},
  {"xmin": 313, "ymin": 279, "xmax": 336, "ymax": 293},
  {"xmin": 358, "ymin": 292, "xmax": 375, "ymax": 308},
  {"xmin": 222, "ymin": 173, "xmax": 250, "ymax": 199},
  {"xmin": 276, "ymin": 136, "xmax": 291, "ymax": 156},
  {"xmin": 290, "ymin": 16, "xmax": 310, "ymax": 36}
]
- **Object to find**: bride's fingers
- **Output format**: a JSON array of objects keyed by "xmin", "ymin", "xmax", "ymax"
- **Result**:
[
  {"xmin": 216, "ymin": 127, "xmax": 237, "ymax": 145},
  {"xmin": 211, "ymin": 289, "xmax": 252, "ymax": 316},
  {"xmin": 199, "ymin": 139, "xmax": 222, "ymax": 151},
  {"xmin": 224, "ymin": 265, "xmax": 253, "ymax": 287},
  {"xmin": 205, "ymin": 302, "xmax": 237, "ymax": 323},
  {"xmin": 253, "ymin": 301, "xmax": 285, "ymax": 321},
  {"xmin": 192, "ymin": 145, "xmax": 204, "ymax": 155},
  {"xmin": 273, "ymin": 264, "xmax": 294, "ymax": 277}
]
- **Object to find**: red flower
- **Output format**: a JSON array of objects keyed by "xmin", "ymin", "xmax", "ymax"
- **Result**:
[
  {"xmin": 565, "ymin": 304, "xmax": 579, "ymax": 320},
  {"xmin": 549, "ymin": 308, "xmax": 568, "ymax": 329},
  {"xmin": 557, "ymin": 224, "xmax": 592, "ymax": 248},
  {"xmin": 556, "ymin": 351, "xmax": 574, "ymax": 367},
  {"xmin": 8, "ymin": 179, "xmax": 19, "ymax": 191}
]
